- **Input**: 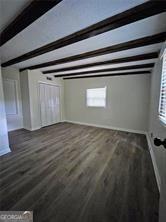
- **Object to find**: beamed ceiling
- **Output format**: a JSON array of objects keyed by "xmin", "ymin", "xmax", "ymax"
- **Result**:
[{"xmin": 0, "ymin": 0, "xmax": 166, "ymax": 80}]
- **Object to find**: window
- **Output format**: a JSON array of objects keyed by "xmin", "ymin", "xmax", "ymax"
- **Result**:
[
  {"xmin": 159, "ymin": 50, "xmax": 166, "ymax": 125},
  {"xmin": 86, "ymin": 87, "xmax": 106, "ymax": 107}
]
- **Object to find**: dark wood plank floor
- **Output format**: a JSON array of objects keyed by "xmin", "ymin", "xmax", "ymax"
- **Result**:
[{"xmin": 0, "ymin": 123, "xmax": 159, "ymax": 222}]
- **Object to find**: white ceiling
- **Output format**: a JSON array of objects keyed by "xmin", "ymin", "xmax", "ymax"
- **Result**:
[{"xmin": 0, "ymin": 0, "xmax": 165, "ymax": 77}]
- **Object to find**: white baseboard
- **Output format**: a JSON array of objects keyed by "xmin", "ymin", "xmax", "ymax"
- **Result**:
[
  {"xmin": 0, "ymin": 146, "xmax": 11, "ymax": 156},
  {"xmin": 23, "ymin": 126, "xmax": 41, "ymax": 131},
  {"xmin": 146, "ymin": 133, "xmax": 161, "ymax": 192},
  {"xmin": 8, "ymin": 127, "xmax": 23, "ymax": 132},
  {"xmin": 64, "ymin": 120, "xmax": 146, "ymax": 135},
  {"xmin": 31, "ymin": 127, "xmax": 41, "ymax": 131},
  {"xmin": 23, "ymin": 121, "xmax": 65, "ymax": 131}
]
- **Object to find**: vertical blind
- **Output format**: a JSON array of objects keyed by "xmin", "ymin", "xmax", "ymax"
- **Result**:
[
  {"xmin": 159, "ymin": 50, "xmax": 166, "ymax": 124},
  {"xmin": 86, "ymin": 87, "xmax": 106, "ymax": 107}
]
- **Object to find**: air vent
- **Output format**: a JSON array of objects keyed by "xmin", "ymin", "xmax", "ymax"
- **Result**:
[{"xmin": 46, "ymin": 77, "xmax": 52, "ymax": 81}]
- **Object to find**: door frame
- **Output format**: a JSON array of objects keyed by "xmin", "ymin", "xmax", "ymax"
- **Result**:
[{"xmin": 38, "ymin": 81, "xmax": 62, "ymax": 127}]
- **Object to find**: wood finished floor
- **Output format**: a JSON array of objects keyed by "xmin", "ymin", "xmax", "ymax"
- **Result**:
[{"xmin": 0, "ymin": 123, "xmax": 159, "ymax": 222}]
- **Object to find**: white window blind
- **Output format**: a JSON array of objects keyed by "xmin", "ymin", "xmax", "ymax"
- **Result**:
[
  {"xmin": 159, "ymin": 51, "xmax": 166, "ymax": 125},
  {"xmin": 86, "ymin": 87, "xmax": 106, "ymax": 107}
]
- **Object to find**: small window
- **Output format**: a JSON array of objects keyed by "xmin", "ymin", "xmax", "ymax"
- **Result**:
[
  {"xmin": 86, "ymin": 87, "xmax": 106, "ymax": 107},
  {"xmin": 159, "ymin": 50, "xmax": 166, "ymax": 125}
]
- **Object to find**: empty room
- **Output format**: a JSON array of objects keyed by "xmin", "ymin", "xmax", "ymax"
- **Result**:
[{"xmin": 0, "ymin": 0, "xmax": 166, "ymax": 222}]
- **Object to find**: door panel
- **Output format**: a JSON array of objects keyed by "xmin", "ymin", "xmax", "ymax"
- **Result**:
[
  {"xmin": 39, "ymin": 83, "xmax": 60, "ymax": 127},
  {"xmin": 54, "ymin": 85, "xmax": 60, "ymax": 123},
  {"xmin": 46, "ymin": 84, "xmax": 52, "ymax": 126},
  {"xmin": 51, "ymin": 85, "xmax": 56, "ymax": 123},
  {"xmin": 40, "ymin": 84, "xmax": 46, "ymax": 127}
]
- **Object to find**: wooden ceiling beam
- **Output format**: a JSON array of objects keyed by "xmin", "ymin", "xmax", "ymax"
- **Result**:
[
  {"xmin": 2, "ymin": 1, "xmax": 166, "ymax": 66},
  {"xmin": 0, "ymin": 0, "xmax": 63, "ymax": 46},
  {"xmin": 63, "ymin": 71, "xmax": 151, "ymax": 80},
  {"xmin": 53, "ymin": 63, "xmax": 154, "ymax": 77},
  {"xmin": 43, "ymin": 52, "xmax": 158, "ymax": 74},
  {"xmin": 19, "ymin": 32, "xmax": 165, "ymax": 71}
]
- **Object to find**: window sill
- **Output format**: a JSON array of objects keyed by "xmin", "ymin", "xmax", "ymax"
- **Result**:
[{"xmin": 87, "ymin": 106, "xmax": 106, "ymax": 108}]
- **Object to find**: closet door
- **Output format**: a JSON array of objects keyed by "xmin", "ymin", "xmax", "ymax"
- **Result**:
[
  {"xmin": 53, "ymin": 85, "xmax": 60, "ymax": 123},
  {"xmin": 40, "ymin": 83, "xmax": 60, "ymax": 127},
  {"xmin": 40, "ymin": 83, "xmax": 46, "ymax": 127},
  {"xmin": 46, "ymin": 83, "xmax": 53, "ymax": 126},
  {"xmin": 50, "ymin": 85, "xmax": 56, "ymax": 123}
]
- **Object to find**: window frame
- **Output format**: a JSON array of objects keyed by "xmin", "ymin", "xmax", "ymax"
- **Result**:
[
  {"xmin": 86, "ymin": 87, "xmax": 107, "ymax": 108},
  {"xmin": 158, "ymin": 49, "xmax": 166, "ymax": 126}
]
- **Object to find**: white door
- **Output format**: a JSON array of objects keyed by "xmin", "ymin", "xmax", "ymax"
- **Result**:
[
  {"xmin": 153, "ymin": 127, "xmax": 166, "ymax": 222},
  {"xmin": 39, "ymin": 83, "xmax": 60, "ymax": 127},
  {"xmin": 150, "ymin": 47, "xmax": 166, "ymax": 222}
]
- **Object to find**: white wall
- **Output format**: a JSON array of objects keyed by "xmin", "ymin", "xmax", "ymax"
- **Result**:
[
  {"xmin": 64, "ymin": 74, "xmax": 150, "ymax": 133},
  {"xmin": 2, "ymin": 67, "xmax": 23, "ymax": 131},
  {"xmin": 148, "ymin": 42, "xmax": 166, "ymax": 222},
  {"xmin": 20, "ymin": 70, "xmax": 64, "ymax": 131},
  {"xmin": 0, "ymin": 66, "xmax": 10, "ymax": 156}
]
